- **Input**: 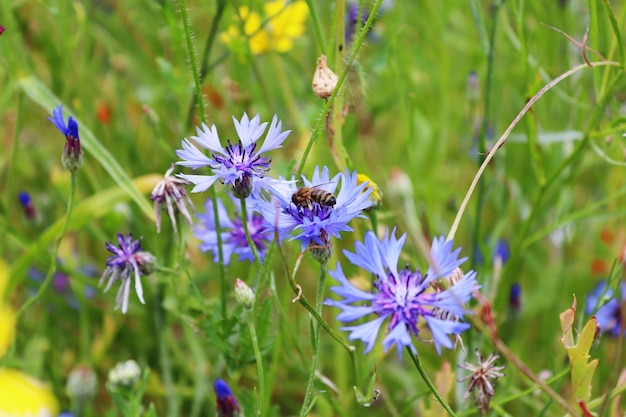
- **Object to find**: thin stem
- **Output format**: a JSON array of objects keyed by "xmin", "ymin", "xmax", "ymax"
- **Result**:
[
  {"xmin": 240, "ymin": 197, "xmax": 262, "ymax": 265},
  {"xmin": 17, "ymin": 171, "xmax": 77, "ymax": 317},
  {"xmin": 299, "ymin": 265, "xmax": 328, "ymax": 417},
  {"xmin": 247, "ymin": 315, "xmax": 266, "ymax": 417},
  {"xmin": 407, "ymin": 347, "xmax": 457, "ymax": 417},
  {"xmin": 178, "ymin": 0, "xmax": 227, "ymax": 331},
  {"xmin": 185, "ymin": 0, "xmax": 226, "ymax": 126},
  {"xmin": 296, "ymin": 0, "xmax": 384, "ymax": 177},
  {"xmin": 447, "ymin": 61, "xmax": 620, "ymax": 241},
  {"xmin": 471, "ymin": 0, "xmax": 502, "ymax": 267}
]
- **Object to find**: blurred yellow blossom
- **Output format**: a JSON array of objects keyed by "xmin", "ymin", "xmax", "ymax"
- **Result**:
[
  {"xmin": 0, "ymin": 369, "xmax": 59, "ymax": 417},
  {"xmin": 357, "ymin": 173, "xmax": 383, "ymax": 209},
  {"xmin": 221, "ymin": 0, "xmax": 309, "ymax": 55},
  {"xmin": 0, "ymin": 260, "xmax": 15, "ymax": 358},
  {"xmin": 0, "ymin": 261, "xmax": 59, "ymax": 416}
]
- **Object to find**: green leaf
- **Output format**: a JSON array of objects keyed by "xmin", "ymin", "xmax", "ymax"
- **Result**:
[{"xmin": 559, "ymin": 296, "xmax": 599, "ymax": 406}]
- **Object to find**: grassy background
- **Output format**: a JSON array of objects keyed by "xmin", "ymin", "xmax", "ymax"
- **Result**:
[{"xmin": 2, "ymin": 0, "xmax": 626, "ymax": 416}]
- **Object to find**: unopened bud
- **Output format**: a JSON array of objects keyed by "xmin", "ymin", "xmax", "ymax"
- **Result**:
[
  {"xmin": 388, "ymin": 167, "xmax": 413, "ymax": 199},
  {"xmin": 108, "ymin": 360, "xmax": 141, "ymax": 388},
  {"xmin": 234, "ymin": 278, "xmax": 255, "ymax": 309},
  {"xmin": 66, "ymin": 365, "xmax": 97, "ymax": 401},
  {"xmin": 312, "ymin": 55, "xmax": 338, "ymax": 99}
]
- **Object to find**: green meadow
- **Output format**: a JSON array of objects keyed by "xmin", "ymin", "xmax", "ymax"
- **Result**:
[{"xmin": 1, "ymin": 0, "xmax": 626, "ymax": 416}]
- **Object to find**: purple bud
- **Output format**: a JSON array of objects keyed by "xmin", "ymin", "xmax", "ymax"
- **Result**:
[
  {"xmin": 494, "ymin": 239, "xmax": 510, "ymax": 264},
  {"xmin": 509, "ymin": 283, "xmax": 521, "ymax": 312},
  {"xmin": 18, "ymin": 191, "xmax": 36, "ymax": 219},
  {"xmin": 214, "ymin": 379, "xmax": 240, "ymax": 417}
]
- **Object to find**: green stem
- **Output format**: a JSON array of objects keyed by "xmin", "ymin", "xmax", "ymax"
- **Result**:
[
  {"xmin": 247, "ymin": 315, "xmax": 266, "ymax": 417},
  {"xmin": 299, "ymin": 265, "xmax": 328, "ymax": 417},
  {"xmin": 185, "ymin": 0, "xmax": 226, "ymax": 126},
  {"xmin": 407, "ymin": 347, "xmax": 457, "ymax": 417},
  {"xmin": 178, "ymin": 0, "xmax": 227, "ymax": 331},
  {"xmin": 240, "ymin": 197, "xmax": 262, "ymax": 266},
  {"xmin": 471, "ymin": 0, "xmax": 502, "ymax": 268},
  {"xmin": 17, "ymin": 171, "xmax": 76, "ymax": 317},
  {"xmin": 447, "ymin": 61, "xmax": 621, "ymax": 241},
  {"xmin": 296, "ymin": 0, "xmax": 384, "ymax": 176}
]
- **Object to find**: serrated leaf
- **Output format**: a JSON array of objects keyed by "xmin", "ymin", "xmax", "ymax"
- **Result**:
[{"xmin": 559, "ymin": 296, "xmax": 599, "ymax": 406}]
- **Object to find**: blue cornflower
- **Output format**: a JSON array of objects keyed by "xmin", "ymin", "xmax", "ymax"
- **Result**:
[
  {"xmin": 325, "ymin": 229, "xmax": 479, "ymax": 357},
  {"xmin": 585, "ymin": 280, "xmax": 626, "ymax": 336},
  {"xmin": 253, "ymin": 166, "xmax": 373, "ymax": 252},
  {"xmin": 195, "ymin": 197, "xmax": 273, "ymax": 265},
  {"xmin": 99, "ymin": 233, "xmax": 156, "ymax": 314},
  {"xmin": 175, "ymin": 113, "xmax": 290, "ymax": 198},
  {"xmin": 214, "ymin": 379, "xmax": 241, "ymax": 417},
  {"xmin": 48, "ymin": 105, "xmax": 83, "ymax": 172}
]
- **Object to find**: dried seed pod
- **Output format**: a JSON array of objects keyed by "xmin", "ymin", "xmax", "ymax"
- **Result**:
[{"xmin": 312, "ymin": 55, "xmax": 338, "ymax": 99}]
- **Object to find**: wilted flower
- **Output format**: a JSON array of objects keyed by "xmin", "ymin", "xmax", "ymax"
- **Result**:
[
  {"xmin": 254, "ymin": 166, "xmax": 373, "ymax": 252},
  {"xmin": 459, "ymin": 349, "xmax": 506, "ymax": 415},
  {"xmin": 195, "ymin": 197, "xmax": 273, "ymax": 265},
  {"xmin": 220, "ymin": 1, "xmax": 308, "ymax": 55},
  {"xmin": 108, "ymin": 360, "xmax": 142, "ymax": 388},
  {"xmin": 99, "ymin": 233, "xmax": 156, "ymax": 314},
  {"xmin": 48, "ymin": 105, "xmax": 83, "ymax": 172},
  {"xmin": 214, "ymin": 379, "xmax": 241, "ymax": 417},
  {"xmin": 325, "ymin": 229, "xmax": 478, "ymax": 357},
  {"xmin": 312, "ymin": 55, "xmax": 338, "ymax": 99},
  {"xmin": 585, "ymin": 280, "xmax": 626, "ymax": 336},
  {"xmin": 150, "ymin": 164, "xmax": 195, "ymax": 233},
  {"xmin": 176, "ymin": 113, "xmax": 290, "ymax": 198}
]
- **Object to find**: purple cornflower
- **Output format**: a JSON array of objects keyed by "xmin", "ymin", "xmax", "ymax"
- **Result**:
[
  {"xmin": 254, "ymin": 166, "xmax": 373, "ymax": 253},
  {"xmin": 195, "ymin": 197, "xmax": 273, "ymax": 265},
  {"xmin": 585, "ymin": 280, "xmax": 626, "ymax": 336},
  {"xmin": 175, "ymin": 113, "xmax": 290, "ymax": 198},
  {"xmin": 48, "ymin": 105, "xmax": 83, "ymax": 172},
  {"xmin": 325, "ymin": 229, "xmax": 479, "ymax": 357},
  {"xmin": 99, "ymin": 233, "xmax": 156, "ymax": 314},
  {"xmin": 214, "ymin": 379, "xmax": 241, "ymax": 417}
]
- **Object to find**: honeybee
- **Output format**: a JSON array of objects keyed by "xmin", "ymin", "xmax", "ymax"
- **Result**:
[{"xmin": 291, "ymin": 185, "xmax": 337, "ymax": 210}]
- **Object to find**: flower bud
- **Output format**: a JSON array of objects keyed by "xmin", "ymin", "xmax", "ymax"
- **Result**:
[
  {"xmin": 108, "ymin": 360, "xmax": 141, "ymax": 388},
  {"xmin": 214, "ymin": 379, "xmax": 241, "ymax": 417},
  {"xmin": 312, "ymin": 55, "xmax": 338, "ymax": 99},
  {"xmin": 234, "ymin": 279, "xmax": 255, "ymax": 310},
  {"xmin": 66, "ymin": 364, "xmax": 97, "ymax": 402}
]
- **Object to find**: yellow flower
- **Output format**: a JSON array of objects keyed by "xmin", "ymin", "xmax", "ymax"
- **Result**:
[
  {"xmin": 221, "ymin": 1, "xmax": 309, "ymax": 55},
  {"xmin": 357, "ymin": 173, "xmax": 383, "ymax": 209},
  {"xmin": 0, "ymin": 369, "xmax": 59, "ymax": 417},
  {"xmin": 0, "ymin": 262, "xmax": 59, "ymax": 416},
  {"xmin": 0, "ymin": 260, "xmax": 15, "ymax": 359}
]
